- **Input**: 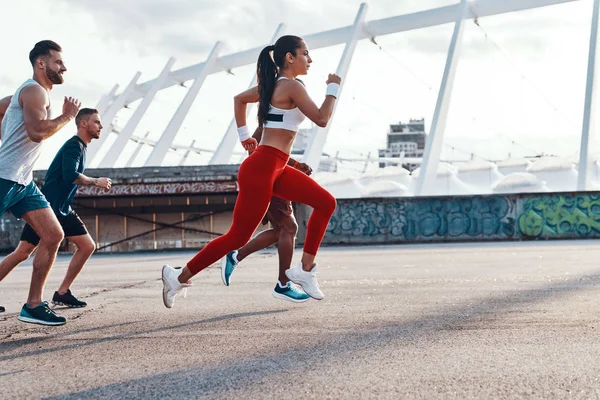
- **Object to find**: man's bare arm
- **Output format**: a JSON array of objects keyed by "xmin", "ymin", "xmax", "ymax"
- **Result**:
[
  {"xmin": 73, "ymin": 174, "xmax": 111, "ymax": 190},
  {"xmin": 0, "ymin": 96, "xmax": 12, "ymax": 140},
  {"xmin": 251, "ymin": 126, "xmax": 263, "ymax": 143},
  {"xmin": 22, "ymin": 86, "xmax": 80, "ymax": 143},
  {"xmin": 73, "ymin": 174, "xmax": 98, "ymax": 186}
]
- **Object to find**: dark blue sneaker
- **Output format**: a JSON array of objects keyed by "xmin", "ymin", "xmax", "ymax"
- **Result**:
[
  {"xmin": 18, "ymin": 302, "xmax": 67, "ymax": 326},
  {"xmin": 52, "ymin": 289, "xmax": 87, "ymax": 308},
  {"xmin": 221, "ymin": 250, "xmax": 239, "ymax": 286},
  {"xmin": 272, "ymin": 281, "xmax": 310, "ymax": 303},
  {"xmin": 0, "ymin": 305, "xmax": 5, "ymax": 313}
]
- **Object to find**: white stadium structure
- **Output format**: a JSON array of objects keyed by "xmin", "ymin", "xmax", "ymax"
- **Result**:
[{"xmin": 87, "ymin": 0, "xmax": 600, "ymax": 198}]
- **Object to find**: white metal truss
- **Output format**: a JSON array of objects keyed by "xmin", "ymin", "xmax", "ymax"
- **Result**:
[
  {"xmin": 303, "ymin": 3, "xmax": 368, "ymax": 170},
  {"xmin": 145, "ymin": 42, "xmax": 222, "ymax": 166},
  {"xmin": 95, "ymin": 84, "xmax": 119, "ymax": 116},
  {"xmin": 88, "ymin": 72, "xmax": 141, "ymax": 165},
  {"xmin": 125, "ymin": 132, "xmax": 150, "ymax": 168},
  {"xmin": 98, "ymin": 57, "xmax": 177, "ymax": 168},
  {"xmin": 179, "ymin": 140, "xmax": 196, "ymax": 166},
  {"xmin": 92, "ymin": 0, "xmax": 590, "ymax": 194},
  {"xmin": 209, "ymin": 24, "xmax": 287, "ymax": 165},
  {"xmin": 415, "ymin": 0, "xmax": 470, "ymax": 196},
  {"xmin": 99, "ymin": 0, "xmax": 580, "ymax": 110},
  {"xmin": 577, "ymin": 0, "xmax": 599, "ymax": 191}
]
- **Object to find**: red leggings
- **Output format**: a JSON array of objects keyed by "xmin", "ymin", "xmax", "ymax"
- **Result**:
[{"xmin": 187, "ymin": 145, "xmax": 336, "ymax": 274}]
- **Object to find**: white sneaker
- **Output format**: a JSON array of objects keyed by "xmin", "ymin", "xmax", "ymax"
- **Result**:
[
  {"xmin": 285, "ymin": 262, "xmax": 324, "ymax": 300},
  {"xmin": 162, "ymin": 264, "xmax": 192, "ymax": 308}
]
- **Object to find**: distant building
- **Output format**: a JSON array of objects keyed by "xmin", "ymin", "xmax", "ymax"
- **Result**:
[{"xmin": 378, "ymin": 118, "xmax": 427, "ymax": 170}]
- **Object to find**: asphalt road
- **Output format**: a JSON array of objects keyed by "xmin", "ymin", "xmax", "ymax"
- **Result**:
[{"xmin": 1, "ymin": 241, "xmax": 599, "ymax": 399}]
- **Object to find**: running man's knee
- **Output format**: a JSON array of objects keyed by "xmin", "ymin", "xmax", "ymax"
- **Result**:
[
  {"xmin": 270, "ymin": 226, "xmax": 282, "ymax": 237},
  {"xmin": 14, "ymin": 247, "xmax": 34, "ymax": 263},
  {"xmin": 40, "ymin": 226, "xmax": 64, "ymax": 247},
  {"xmin": 22, "ymin": 208, "xmax": 64, "ymax": 247},
  {"xmin": 279, "ymin": 218, "xmax": 298, "ymax": 236},
  {"xmin": 75, "ymin": 237, "xmax": 96, "ymax": 256},
  {"xmin": 82, "ymin": 242, "xmax": 96, "ymax": 256}
]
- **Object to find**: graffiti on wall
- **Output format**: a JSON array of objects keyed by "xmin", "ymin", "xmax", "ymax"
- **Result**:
[
  {"xmin": 77, "ymin": 181, "xmax": 238, "ymax": 197},
  {"xmin": 518, "ymin": 194, "xmax": 600, "ymax": 238},
  {"xmin": 327, "ymin": 196, "xmax": 516, "ymax": 240}
]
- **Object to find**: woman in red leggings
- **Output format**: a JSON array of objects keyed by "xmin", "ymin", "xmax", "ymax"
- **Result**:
[{"xmin": 162, "ymin": 35, "xmax": 341, "ymax": 308}]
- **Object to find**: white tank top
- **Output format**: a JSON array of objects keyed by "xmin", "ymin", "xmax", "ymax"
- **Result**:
[
  {"xmin": 0, "ymin": 79, "xmax": 47, "ymax": 185},
  {"xmin": 264, "ymin": 77, "xmax": 306, "ymax": 132}
]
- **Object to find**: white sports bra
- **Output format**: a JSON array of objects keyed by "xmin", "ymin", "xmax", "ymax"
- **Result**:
[{"xmin": 264, "ymin": 77, "xmax": 306, "ymax": 132}]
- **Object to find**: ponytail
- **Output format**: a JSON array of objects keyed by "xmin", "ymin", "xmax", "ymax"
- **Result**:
[{"xmin": 257, "ymin": 45, "xmax": 277, "ymax": 127}]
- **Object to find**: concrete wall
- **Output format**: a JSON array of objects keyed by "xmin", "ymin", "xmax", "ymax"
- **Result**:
[
  {"xmin": 0, "ymin": 209, "xmax": 243, "ymax": 253},
  {"xmin": 296, "ymin": 192, "xmax": 600, "ymax": 245},
  {"xmin": 0, "ymin": 217, "xmax": 26, "ymax": 251},
  {"xmin": 0, "ymin": 165, "xmax": 242, "ymax": 253},
  {"xmin": 5, "ymin": 189, "xmax": 600, "ymax": 253}
]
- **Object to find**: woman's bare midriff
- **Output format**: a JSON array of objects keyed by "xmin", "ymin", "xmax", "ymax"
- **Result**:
[{"xmin": 260, "ymin": 128, "xmax": 296, "ymax": 155}]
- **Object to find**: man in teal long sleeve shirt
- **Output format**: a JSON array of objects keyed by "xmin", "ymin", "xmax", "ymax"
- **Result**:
[{"xmin": 0, "ymin": 108, "xmax": 111, "ymax": 309}]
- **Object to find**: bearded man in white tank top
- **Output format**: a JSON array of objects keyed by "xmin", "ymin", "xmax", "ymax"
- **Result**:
[{"xmin": 0, "ymin": 40, "xmax": 80, "ymax": 325}]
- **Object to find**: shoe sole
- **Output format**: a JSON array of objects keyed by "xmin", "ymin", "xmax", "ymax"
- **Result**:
[
  {"xmin": 51, "ymin": 301, "xmax": 87, "ymax": 308},
  {"xmin": 285, "ymin": 270, "xmax": 324, "ymax": 301},
  {"xmin": 220, "ymin": 256, "xmax": 229, "ymax": 286},
  {"xmin": 162, "ymin": 265, "xmax": 172, "ymax": 308},
  {"xmin": 272, "ymin": 291, "xmax": 310, "ymax": 303},
  {"xmin": 18, "ymin": 316, "xmax": 66, "ymax": 326}
]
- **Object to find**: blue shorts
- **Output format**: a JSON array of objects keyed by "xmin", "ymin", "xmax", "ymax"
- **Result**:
[{"xmin": 0, "ymin": 178, "xmax": 50, "ymax": 219}]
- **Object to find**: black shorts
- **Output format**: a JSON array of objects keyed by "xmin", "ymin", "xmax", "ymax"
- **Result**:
[{"xmin": 21, "ymin": 211, "xmax": 88, "ymax": 246}]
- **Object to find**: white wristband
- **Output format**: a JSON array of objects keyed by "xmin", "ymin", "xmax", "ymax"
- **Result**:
[
  {"xmin": 326, "ymin": 82, "xmax": 340, "ymax": 99},
  {"xmin": 237, "ymin": 126, "xmax": 251, "ymax": 141}
]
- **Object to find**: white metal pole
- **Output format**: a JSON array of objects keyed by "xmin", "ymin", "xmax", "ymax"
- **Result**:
[
  {"xmin": 415, "ymin": 0, "xmax": 470, "ymax": 196},
  {"xmin": 87, "ymin": 72, "xmax": 142, "ymax": 165},
  {"xmin": 99, "ymin": 58, "xmax": 177, "ymax": 168},
  {"xmin": 577, "ymin": 0, "xmax": 599, "ymax": 191},
  {"xmin": 302, "ymin": 3, "xmax": 369, "ymax": 170},
  {"xmin": 95, "ymin": 84, "xmax": 119, "ymax": 116},
  {"xmin": 179, "ymin": 140, "xmax": 196, "ymax": 166},
  {"xmin": 145, "ymin": 42, "xmax": 222, "ymax": 166},
  {"xmin": 209, "ymin": 24, "xmax": 286, "ymax": 165},
  {"xmin": 125, "ymin": 132, "xmax": 150, "ymax": 168}
]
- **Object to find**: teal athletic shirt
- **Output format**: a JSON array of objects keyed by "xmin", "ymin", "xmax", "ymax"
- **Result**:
[{"xmin": 41, "ymin": 135, "xmax": 87, "ymax": 217}]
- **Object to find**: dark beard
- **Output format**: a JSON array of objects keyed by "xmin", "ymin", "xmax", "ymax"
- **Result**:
[{"xmin": 45, "ymin": 66, "xmax": 64, "ymax": 84}]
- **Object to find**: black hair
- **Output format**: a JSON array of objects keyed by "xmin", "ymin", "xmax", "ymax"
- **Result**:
[
  {"xmin": 75, "ymin": 108, "xmax": 99, "ymax": 128},
  {"xmin": 29, "ymin": 40, "xmax": 62, "ymax": 66}
]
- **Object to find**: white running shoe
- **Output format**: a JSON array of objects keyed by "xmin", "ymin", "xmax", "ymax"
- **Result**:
[
  {"xmin": 162, "ymin": 264, "xmax": 192, "ymax": 308},
  {"xmin": 285, "ymin": 262, "xmax": 324, "ymax": 300}
]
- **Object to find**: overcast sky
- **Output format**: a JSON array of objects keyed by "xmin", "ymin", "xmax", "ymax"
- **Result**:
[{"xmin": 0, "ymin": 0, "xmax": 597, "ymax": 171}]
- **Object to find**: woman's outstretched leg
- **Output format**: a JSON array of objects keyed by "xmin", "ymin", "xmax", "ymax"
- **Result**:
[
  {"xmin": 273, "ymin": 166, "xmax": 336, "ymax": 299},
  {"xmin": 162, "ymin": 147, "xmax": 285, "ymax": 308}
]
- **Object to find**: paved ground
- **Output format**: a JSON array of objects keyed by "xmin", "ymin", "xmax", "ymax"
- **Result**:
[{"xmin": 1, "ymin": 240, "xmax": 600, "ymax": 399}]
